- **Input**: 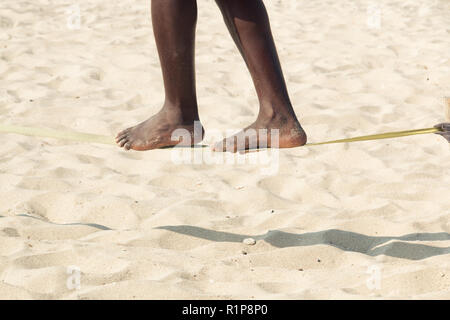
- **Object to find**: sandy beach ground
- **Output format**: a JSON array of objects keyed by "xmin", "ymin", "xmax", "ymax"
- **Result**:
[{"xmin": 0, "ymin": 0, "xmax": 449, "ymax": 299}]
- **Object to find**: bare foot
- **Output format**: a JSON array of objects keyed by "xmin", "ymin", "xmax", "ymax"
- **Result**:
[
  {"xmin": 116, "ymin": 108, "xmax": 204, "ymax": 151},
  {"xmin": 212, "ymin": 112, "xmax": 307, "ymax": 152}
]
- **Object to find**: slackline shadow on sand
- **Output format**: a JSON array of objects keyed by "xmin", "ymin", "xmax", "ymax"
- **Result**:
[
  {"xmin": 156, "ymin": 225, "xmax": 450, "ymax": 261},
  {"xmin": 14, "ymin": 213, "xmax": 112, "ymax": 231}
]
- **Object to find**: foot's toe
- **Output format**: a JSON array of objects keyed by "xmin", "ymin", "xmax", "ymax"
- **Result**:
[
  {"xmin": 116, "ymin": 131, "xmax": 124, "ymax": 139},
  {"xmin": 124, "ymin": 142, "xmax": 132, "ymax": 150},
  {"xmin": 119, "ymin": 137, "xmax": 129, "ymax": 148},
  {"xmin": 225, "ymin": 137, "xmax": 240, "ymax": 153},
  {"xmin": 116, "ymin": 133, "xmax": 129, "ymax": 143},
  {"xmin": 116, "ymin": 128, "xmax": 131, "ymax": 138},
  {"xmin": 212, "ymin": 139, "xmax": 226, "ymax": 152},
  {"xmin": 116, "ymin": 135, "xmax": 128, "ymax": 145}
]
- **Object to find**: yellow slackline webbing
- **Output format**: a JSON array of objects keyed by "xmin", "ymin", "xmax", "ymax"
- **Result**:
[
  {"xmin": 305, "ymin": 127, "xmax": 440, "ymax": 146},
  {"xmin": 0, "ymin": 123, "xmax": 443, "ymax": 147},
  {"xmin": 0, "ymin": 124, "xmax": 115, "ymax": 146}
]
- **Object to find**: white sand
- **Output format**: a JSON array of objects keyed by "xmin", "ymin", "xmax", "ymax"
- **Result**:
[{"xmin": 1, "ymin": 0, "xmax": 450, "ymax": 299}]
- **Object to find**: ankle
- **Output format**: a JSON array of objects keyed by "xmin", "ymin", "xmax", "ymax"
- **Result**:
[
  {"xmin": 257, "ymin": 101, "xmax": 298, "ymax": 123},
  {"xmin": 161, "ymin": 101, "xmax": 200, "ymax": 124}
]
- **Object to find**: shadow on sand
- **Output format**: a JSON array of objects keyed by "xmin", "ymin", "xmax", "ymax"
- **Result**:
[
  {"xmin": 156, "ymin": 225, "xmax": 450, "ymax": 261},
  {"xmin": 5, "ymin": 213, "xmax": 112, "ymax": 231}
]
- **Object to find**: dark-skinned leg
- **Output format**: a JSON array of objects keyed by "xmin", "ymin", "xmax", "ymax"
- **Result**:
[
  {"xmin": 213, "ymin": 0, "xmax": 306, "ymax": 152},
  {"xmin": 116, "ymin": 0, "xmax": 203, "ymax": 151}
]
